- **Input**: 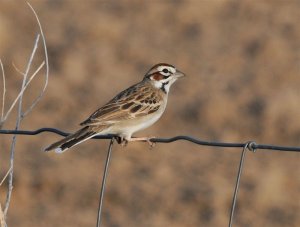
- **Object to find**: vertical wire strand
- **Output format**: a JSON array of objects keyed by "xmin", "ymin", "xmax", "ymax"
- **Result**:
[
  {"xmin": 96, "ymin": 138, "xmax": 114, "ymax": 227},
  {"xmin": 228, "ymin": 143, "xmax": 249, "ymax": 227}
]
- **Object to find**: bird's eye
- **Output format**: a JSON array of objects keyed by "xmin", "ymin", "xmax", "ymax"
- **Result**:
[{"xmin": 162, "ymin": 68, "xmax": 169, "ymax": 73}]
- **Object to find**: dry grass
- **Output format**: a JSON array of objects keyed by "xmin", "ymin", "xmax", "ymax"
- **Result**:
[{"xmin": 0, "ymin": 2, "xmax": 49, "ymax": 226}]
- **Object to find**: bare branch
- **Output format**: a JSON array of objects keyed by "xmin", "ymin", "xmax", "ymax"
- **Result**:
[
  {"xmin": 12, "ymin": 62, "xmax": 25, "ymax": 76},
  {"xmin": 0, "ymin": 59, "xmax": 6, "ymax": 122},
  {"xmin": 0, "ymin": 203, "xmax": 6, "ymax": 227},
  {"xmin": 0, "ymin": 167, "xmax": 12, "ymax": 187},
  {"xmin": 1, "ymin": 61, "xmax": 45, "ymax": 124},
  {"xmin": 3, "ymin": 61, "xmax": 45, "ymax": 216},
  {"xmin": 23, "ymin": 2, "xmax": 49, "ymax": 117},
  {"xmin": 3, "ymin": 2, "xmax": 49, "ymax": 217},
  {"xmin": 4, "ymin": 23, "xmax": 45, "ymax": 217},
  {"xmin": 0, "ymin": 34, "xmax": 40, "ymax": 129}
]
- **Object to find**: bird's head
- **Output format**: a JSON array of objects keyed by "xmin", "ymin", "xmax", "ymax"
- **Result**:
[{"xmin": 144, "ymin": 63, "xmax": 185, "ymax": 94}]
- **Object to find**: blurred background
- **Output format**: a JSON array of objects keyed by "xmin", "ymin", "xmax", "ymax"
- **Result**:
[{"xmin": 0, "ymin": 1, "xmax": 299, "ymax": 226}]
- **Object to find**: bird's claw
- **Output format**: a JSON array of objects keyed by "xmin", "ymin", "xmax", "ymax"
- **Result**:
[
  {"xmin": 115, "ymin": 136, "xmax": 128, "ymax": 147},
  {"xmin": 117, "ymin": 136, "xmax": 156, "ymax": 149},
  {"xmin": 147, "ymin": 137, "xmax": 156, "ymax": 149},
  {"xmin": 121, "ymin": 140, "xmax": 128, "ymax": 147}
]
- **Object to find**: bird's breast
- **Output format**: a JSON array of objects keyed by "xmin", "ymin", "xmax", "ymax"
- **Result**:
[{"xmin": 107, "ymin": 102, "xmax": 167, "ymax": 138}]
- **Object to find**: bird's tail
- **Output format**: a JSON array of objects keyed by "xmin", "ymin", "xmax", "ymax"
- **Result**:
[{"xmin": 44, "ymin": 126, "xmax": 97, "ymax": 153}]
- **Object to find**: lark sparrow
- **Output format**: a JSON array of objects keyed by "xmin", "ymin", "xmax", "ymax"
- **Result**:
[{"xmin": 45, "ymin": 63, "xmax": 185, "ymax": 153}]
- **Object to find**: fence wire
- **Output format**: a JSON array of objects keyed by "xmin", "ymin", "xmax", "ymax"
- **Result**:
[
  {"xmin": 0, "ymin": 128, "xmax": 299, "ymax": 227},
  {"xmin": 1, "ymin": 128, "xmax": 299, "ymax": 152}
]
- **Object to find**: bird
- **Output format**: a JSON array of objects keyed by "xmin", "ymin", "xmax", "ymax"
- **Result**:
[{"xmin": 44, "ymin": 63, "xmax": 185, "ymax": 153}]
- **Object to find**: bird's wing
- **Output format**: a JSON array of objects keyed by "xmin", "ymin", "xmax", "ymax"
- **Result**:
[{"xmin": 80, "ymin": 82, "xmax": 162, "ymax": 126}]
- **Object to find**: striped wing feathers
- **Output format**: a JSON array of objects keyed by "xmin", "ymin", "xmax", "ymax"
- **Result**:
[{"xmin": 80, "ymin": 82, "xmax": 162, "ymax": 126}]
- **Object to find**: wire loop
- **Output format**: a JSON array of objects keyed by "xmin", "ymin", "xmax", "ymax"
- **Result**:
[{"xmin": 246, "ymin": 141, "xmax": 257, "ymax": 152}]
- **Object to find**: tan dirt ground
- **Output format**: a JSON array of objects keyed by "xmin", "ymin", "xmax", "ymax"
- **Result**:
[{"xmin": 0, "ymin": 1, "xmax": 299, "ymax": 227}]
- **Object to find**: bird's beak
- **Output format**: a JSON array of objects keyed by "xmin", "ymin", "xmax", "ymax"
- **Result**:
[{"xmin": 174, "ymin": 70, "xmax": 185, "ymax": 78}]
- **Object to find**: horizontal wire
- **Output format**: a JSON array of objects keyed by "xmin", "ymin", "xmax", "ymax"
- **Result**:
[{"xmin": 0, "ymin": 128, "xmax": 299, "ymax": 152}]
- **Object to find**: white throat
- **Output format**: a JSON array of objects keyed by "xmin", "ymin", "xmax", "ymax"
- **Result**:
[
  {"xmin": 162, "ymin": 81, "xmax": 171, "ymax": 93},
  {"xmin": 153, "ymin": 78, "xmax": 177, "ymax": 94}
]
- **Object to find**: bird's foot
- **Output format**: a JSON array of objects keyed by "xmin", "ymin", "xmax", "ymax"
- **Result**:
[
  {"xmin": 128, "ymin": 136, "xmax": 156, "ymax": 149},
  {"xmin": 121, "ymin": 140, "xmax": 128, "ymax": 147},
  {"xmin": 115, "ymin": 136, "xmax": 128, "ymax": 147}
]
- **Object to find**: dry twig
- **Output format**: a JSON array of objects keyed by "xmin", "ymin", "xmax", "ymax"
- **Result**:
[
  {"xmin": 2, "ymin": 2, "xmax": 49, "ymax": 219},
  {"xmin": 0, "ymin": 58, "xmax": 44, "ymax": 126},
  {"xmin": 0, "ymin": 203, "xmax": 6, "ymax": 227},
  {"xmin": 23, "ymin": 2, "xmax": 49, "ymax": 117},
  {"xmin": 0, "ymin": 60, "xmax": 6, "ymax": 122},
  {"xmin": 0, "ymin": 167, "xmax": 12, "ymax": 187}
]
